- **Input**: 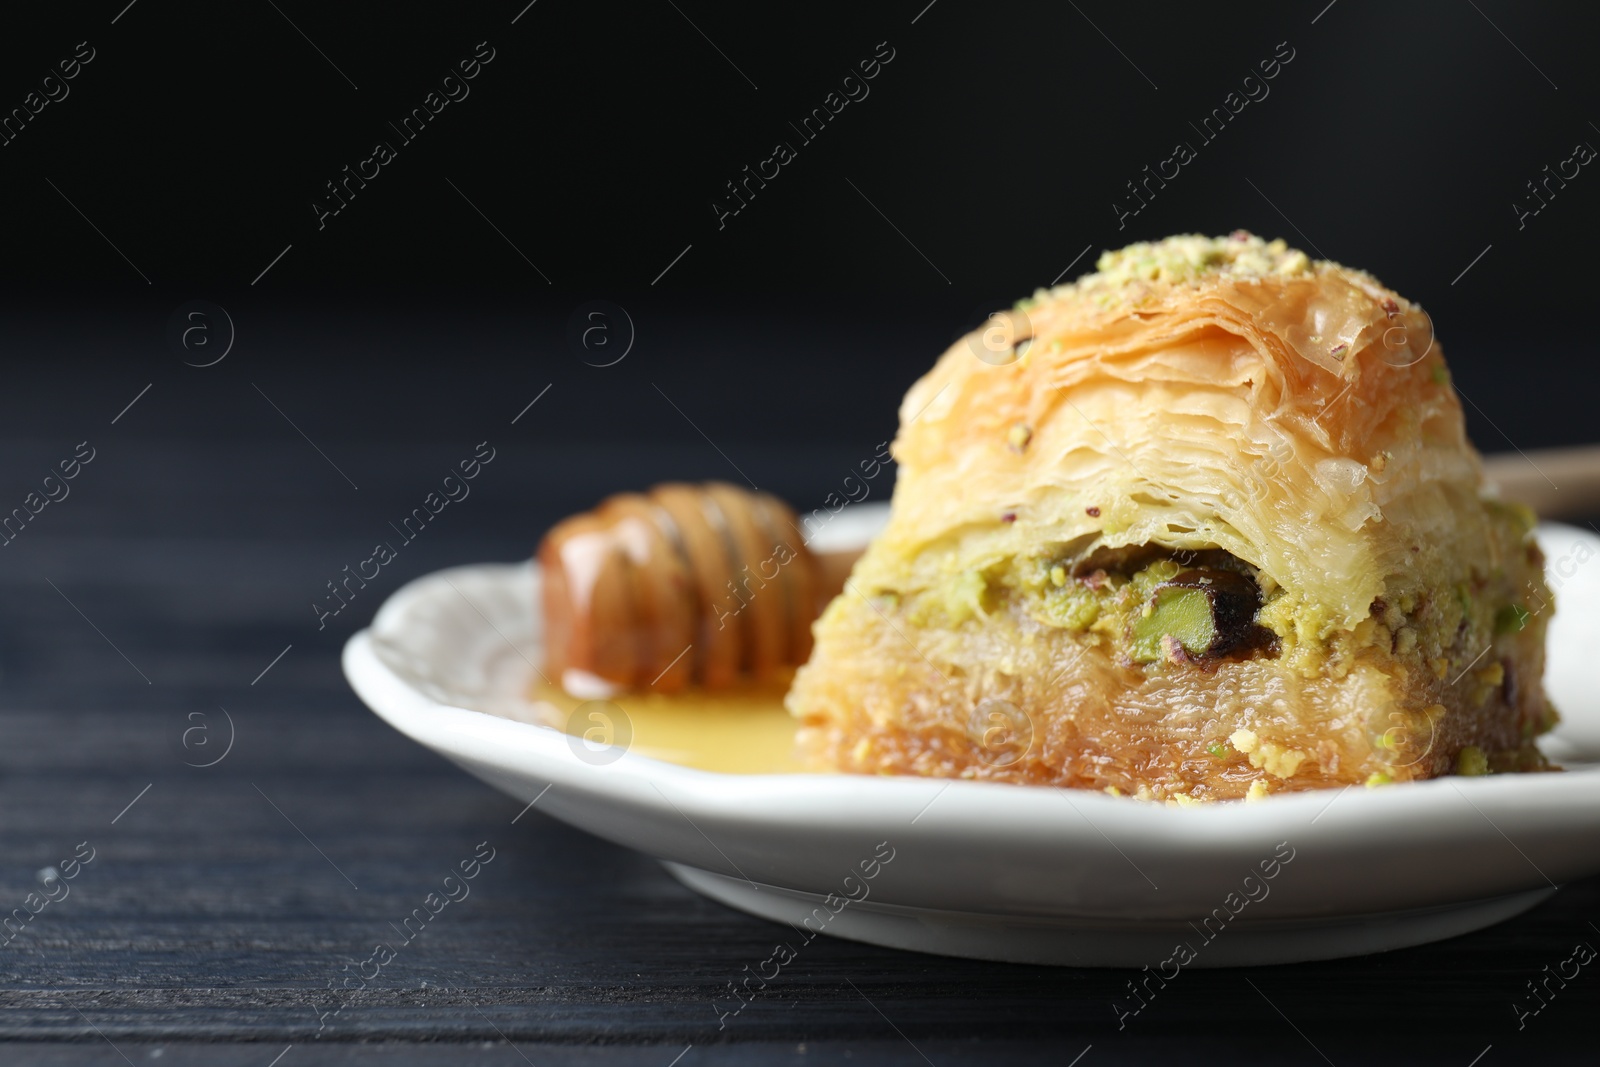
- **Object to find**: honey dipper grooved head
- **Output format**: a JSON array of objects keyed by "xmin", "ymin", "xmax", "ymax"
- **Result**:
[{"xmin": 538, "ymin": 482, "xmax": 836, "ymax": 694}]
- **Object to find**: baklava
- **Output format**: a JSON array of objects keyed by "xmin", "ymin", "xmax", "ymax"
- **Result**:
[{"xmin": 786, "ymin": 233, "xmax": 1556, "ymax": 800}]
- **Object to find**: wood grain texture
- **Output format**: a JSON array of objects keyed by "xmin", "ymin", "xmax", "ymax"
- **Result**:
[{"xmin": 1, "ymin": 440, "xmax": 1597, "ymax": 1064}]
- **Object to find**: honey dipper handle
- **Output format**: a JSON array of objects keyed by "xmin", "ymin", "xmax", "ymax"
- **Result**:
[{"xmin": 1483, "ymin": 444, "xmax": 1600, "ymax": 520}]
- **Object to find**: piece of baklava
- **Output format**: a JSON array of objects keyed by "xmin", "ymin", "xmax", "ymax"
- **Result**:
[{"xmin": 786, "ymin": 233, "xmax": 1556, "ymax": 800}]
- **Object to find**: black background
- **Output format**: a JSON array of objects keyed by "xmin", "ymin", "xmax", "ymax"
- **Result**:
[
  {"xmin": 1, "ymin": 0, "xmax": 1597, "ymax": 462},
  {"xmin": 3, "ymin": 2, "xmax": 1600, "ymax": 1063}
]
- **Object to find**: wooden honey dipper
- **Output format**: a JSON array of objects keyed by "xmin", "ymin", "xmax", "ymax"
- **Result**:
[{"xmin": 538, "ymin": 482, "xmax": 861, "ymax": 694}]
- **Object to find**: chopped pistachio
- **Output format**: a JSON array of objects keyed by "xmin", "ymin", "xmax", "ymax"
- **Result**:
[
  {"xmin": 945, "ymin": 569, "xmax": 992, "ymax": 624},
  {"xmin": 1007, "ymin": 422, "xmax": 1033, "ymax": 452},
  {"xmin": 1206, "ymin": 741, "xmax": 1228, "ymax": 759},
  {"xmin": 1457, "ymin": 746, "xmax": 1490, "ymax": 777},
  {"xmin": 1129, "ymin": 568, "xmax": 1261, "ymax": 663},
  {"xmin": 1485, "ymin": 498, "xmax": 1539, "ymax": 536},
  {"xmin": 1033, "ymin": 581, "xmax": 1101, "ymax": 630},
  {"xmin": 1131, "ymin": 586, "xmax": 1217, "ymax": 662},
  {"xmin": 1494, "ymin": 603, "xmax": 1530, "ymax": 634},
  {"xmin": 1364, "ymin": 771, "xmax": 1392, "ymax": 788},
  {"xmin": 1539, "ymin": 701, "xmax": 1561, "ymax": 732},
  {"xmin": 1130, "ymin": 558, "xmax": 1182, "ymax": 595},
  {"xmin": 1049, "ymin": 564, "xmax": 1068, "ymax": 587}
]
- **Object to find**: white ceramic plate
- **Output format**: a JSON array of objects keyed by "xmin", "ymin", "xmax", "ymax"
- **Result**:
[{"xmin": 343, "ymin": 507, "xmax": 1600, "ymax": 967}]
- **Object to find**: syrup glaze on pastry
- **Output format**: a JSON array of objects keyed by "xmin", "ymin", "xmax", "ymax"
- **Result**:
[{"xmin": 785, "ymin": 233, "xmax": 1557, "ymax": 801}]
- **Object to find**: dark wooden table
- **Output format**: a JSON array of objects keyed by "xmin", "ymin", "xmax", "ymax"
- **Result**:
[{"xmin": 3, "ymin": 425, "xmax": 1598, "ymax": 1066}]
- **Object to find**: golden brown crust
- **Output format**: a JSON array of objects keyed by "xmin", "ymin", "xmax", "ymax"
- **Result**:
[{"xmin": 786, "ymin": 234, "xmax": 1556, "ymax": 800}]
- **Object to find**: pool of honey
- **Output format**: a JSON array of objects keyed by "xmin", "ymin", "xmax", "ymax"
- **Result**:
[{"xmin": 528, "ymin": 674, "xmax": 807, "ymax": 774}]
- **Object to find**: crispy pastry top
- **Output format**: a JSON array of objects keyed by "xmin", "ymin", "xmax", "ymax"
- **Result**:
[{"xmin": 870, "ymin": 233, "xmax": 1485, "ymax": 634}]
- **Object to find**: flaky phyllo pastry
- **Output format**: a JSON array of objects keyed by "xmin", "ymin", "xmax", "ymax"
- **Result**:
[{"xmin": 787, "ymin": 234, "xmax": 1556, "ymax": 801}]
